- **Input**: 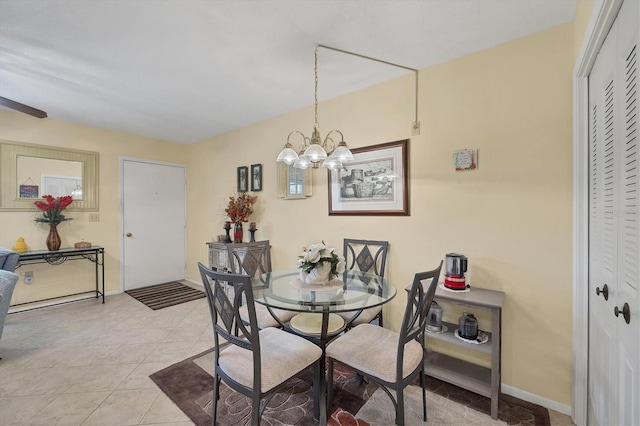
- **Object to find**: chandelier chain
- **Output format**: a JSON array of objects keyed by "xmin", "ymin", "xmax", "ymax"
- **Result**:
[{"xmin": 314, "ymin": 47, "xmax": 319, "ymax": 129}]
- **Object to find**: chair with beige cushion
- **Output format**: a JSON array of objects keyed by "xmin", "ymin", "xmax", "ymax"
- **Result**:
[
  {"xmin": 326, "ymin": 261, "xmax": 442, "ymax": 425},
  {"xmin": 338, "ymin": 239, "xmax": 389, "ymax": 329},
  {"xmin": 198, "ymin": 262, "xmax": 322, "ymax": 425},
  {"xmin": 227, "ymin": 241, "xmax": 296, "ymax": 330}
]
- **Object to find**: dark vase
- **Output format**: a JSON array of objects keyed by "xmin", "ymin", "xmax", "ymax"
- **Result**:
[
  {"xmin": 233, "ymin": 222, "xmax": 243, "ymax": 243},
  {"xmin": 46, "ymin": 222, "xmax": 61, "ymax": 251}
]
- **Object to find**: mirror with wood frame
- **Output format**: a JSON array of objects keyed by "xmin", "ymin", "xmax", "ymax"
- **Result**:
[{"xmin": 0, "ymin": 140, "xmax": 99, "ymax": 211}]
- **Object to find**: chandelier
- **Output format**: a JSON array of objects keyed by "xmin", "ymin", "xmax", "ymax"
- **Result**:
[
  {"xmin": 276, "ymin": 46, "xmax": 354, "ymax": 170},
  {"xmin": 71, "ymin": 180, "xmax": 83, "ymax": 200}
]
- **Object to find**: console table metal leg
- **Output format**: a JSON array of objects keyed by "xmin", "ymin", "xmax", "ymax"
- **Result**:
[{"xmin": 100, "ymin": 250, "xmax": 105, "ymax": 303}]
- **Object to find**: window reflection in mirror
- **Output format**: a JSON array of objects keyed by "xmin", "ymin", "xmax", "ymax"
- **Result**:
[
  {"xmin": 288, "ymin": 166, "xmax": 305, "ymax": 196},
  {"xmin": 278, "ymin": 163, "xmax": 312, "ymax": 200},
  {"xmin": 16, "ymin": 156, "xmax": 83, "ymax": 199}
]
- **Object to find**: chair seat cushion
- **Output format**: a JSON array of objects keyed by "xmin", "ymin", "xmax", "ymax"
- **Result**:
[
  {"xmin": 326, "ymin": 323, "xmax": 423, "ymax": 383},
  {"xmin": 338, "ymin": 306, "xmax": 382, "ymax": 326},
  {"xmin": 239, "ymin": 304, "xmax": 296, "ymax": 328},
  {"xmin": 219, "ymin": 327, "xmax": 322, "ymax": 393}
]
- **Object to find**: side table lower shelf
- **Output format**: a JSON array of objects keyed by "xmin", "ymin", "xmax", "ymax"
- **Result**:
[
  {"xmin": 425, "ymin": 285, "xmax": 504, "ymax": 420},
  {"xmin": 425, "ymin": 350, "xmax": 492, "ymax": 398}
]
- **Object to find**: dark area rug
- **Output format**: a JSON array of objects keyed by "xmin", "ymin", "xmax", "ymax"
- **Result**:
[
  {"xmin": 150, "ymin": 348, "xmax": 550, "ymax": 425},
  {"xmin": 150, "ymin": 347, "xmax": 376, "ymax": 426},
  {"xmin": 425, "ymin": 377, "xmax": 550, "ymax": 425},
  {"xmin": 125, "ymin": 282, "xmax": 205, "ymax": 310}
]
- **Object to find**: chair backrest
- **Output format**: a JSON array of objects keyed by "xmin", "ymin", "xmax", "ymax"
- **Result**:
[
  {"xmin": 227, "ymin": 241, "xmax": 272, "ymax": 278},
  {"xmin": 343, "ymin": 239, "xmax": 389, "ymax": 277},
  {"xmin": 198, "ymin": 262, "xmax": 262, "ymax": 390},
  {"xmin": 396, "ymin": 261, "xmax": 443, "ymax": 370},
  {"xmin": 0, "ymin": 270, "xmax": 19, "ymax": 342},
  {"xmin": 0, "ymin": 248, "xmax": 19, "ymax": 272}
]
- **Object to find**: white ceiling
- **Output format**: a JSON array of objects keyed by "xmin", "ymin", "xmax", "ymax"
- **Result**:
[{"xmin": 0, "ymin": 0, "xmax": 576, "ymax": 144}]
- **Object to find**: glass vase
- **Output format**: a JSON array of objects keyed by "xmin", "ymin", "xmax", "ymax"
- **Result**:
[{"xmin": 233, "ymin": 222, "xmax": 243, "ymax": 243}]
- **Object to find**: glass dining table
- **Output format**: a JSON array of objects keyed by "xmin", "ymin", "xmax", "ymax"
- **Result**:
[{"xmin": 253, "ymin": 269, "xmax": 397, "ymax": 425}]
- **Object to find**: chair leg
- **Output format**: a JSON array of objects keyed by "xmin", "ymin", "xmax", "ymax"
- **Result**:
[
  {"xmin": 378, "ymin": 311, "xmax": 383, "ymax": 328},
  {"xmin": 396, "ymin": 387, "xmax": 404, "ymax": 426},
  {"xmin": 251, "ymin": 394, "xmax": 261, "ymax": 425},
  {"xmin": 212, "ymin": 375, "xmax": 221, "ymax": 426},
  {"xmin": 420, "ymin": 369, "xmax": 427, "ymax": 421}
]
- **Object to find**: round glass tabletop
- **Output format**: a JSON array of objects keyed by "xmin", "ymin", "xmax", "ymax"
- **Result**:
[{"xmin": 253, "ymin": 269, "xmax": 396, "ymax": 314}]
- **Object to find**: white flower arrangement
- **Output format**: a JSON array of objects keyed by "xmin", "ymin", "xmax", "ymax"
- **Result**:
[{"xmin": 297, "ymin": 241, "xmax": 346, "ymax": 283}]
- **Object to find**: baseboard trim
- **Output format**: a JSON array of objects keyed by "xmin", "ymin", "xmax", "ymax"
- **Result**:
[
  {"xmin": 185, "ymin": 277, "xmax": 202, "ymax": 287},
  {"xmin": 501, "ymin": 384, "xmax": 572, "ymax": 416}
]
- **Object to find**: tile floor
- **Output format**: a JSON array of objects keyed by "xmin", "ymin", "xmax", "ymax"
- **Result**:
[{"xmin": 0, "ymin": 289, "xmax": 574, "ymax": 425}]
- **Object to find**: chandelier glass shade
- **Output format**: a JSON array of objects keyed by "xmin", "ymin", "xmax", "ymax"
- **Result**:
[
  {"xmin": 276, "ymin": 47, "xmax": 354, "ymax": 170},
  {"xmin": 70, "ymin": 181, "xmax": 83, "ymax": 200}
]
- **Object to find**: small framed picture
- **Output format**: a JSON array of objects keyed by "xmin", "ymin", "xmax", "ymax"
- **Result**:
[
  {"xmin": 19, "ymin": 184, "xmax": 39, "ymax": 198},
  {"xmin": 251, "ymin": 163, "xmax": 262, "ymax": 192},
  {"xmin": 237, "ymin": 166, "xmax": 248, "ymax": 192},
  {"xmin": 454, "ymin": 149, "xmax": 478, "ymax": 171}
]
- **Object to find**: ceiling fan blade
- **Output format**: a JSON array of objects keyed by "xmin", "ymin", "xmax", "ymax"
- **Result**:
[{"xmin": 0, "ymin": 96, "xmax": 48, "ymax": 119}]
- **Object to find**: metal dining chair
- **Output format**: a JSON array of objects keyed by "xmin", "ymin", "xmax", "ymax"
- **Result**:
[
  {"xmin": 338, "ymin": 239, "xmax": 389, "ymax": 329},
  {"xmin": 326, "ymin": 261, "xmax": 443, "ymax": 425},
  {"xmin": 198, "ymin": 262, "xmax": 322, "ymax": 425},
  {"xmin": 227, "ymin": 241, "xmax": 296, "ymax": 331}
]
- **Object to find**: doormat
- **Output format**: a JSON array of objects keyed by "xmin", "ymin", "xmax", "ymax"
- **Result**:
[{"xmin": 126, "ymin": 282, "xmax": 205, "ymax": 310}]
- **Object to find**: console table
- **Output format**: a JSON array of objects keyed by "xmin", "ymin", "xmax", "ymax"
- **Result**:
[
  {"xmin": 12, "ymin": 246, "xmax": 105, "ymax": 310},
  {"xmin": 207, "ymin": 242, "xmax": 231, "ymax": 273}
]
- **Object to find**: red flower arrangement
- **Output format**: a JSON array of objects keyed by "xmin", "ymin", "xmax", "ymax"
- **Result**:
[
  {"xmin": 34, "ymin": 195, "xmax": 74, "ymax": 224},
  {"xmin": 225, "ymin": 193, "xmax": 257, "ymax": 224}
]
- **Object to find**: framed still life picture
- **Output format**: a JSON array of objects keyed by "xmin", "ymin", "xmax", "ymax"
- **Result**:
[{"xmin": 328, "ymin": 139, "xmax": 409, "ymax": 216}]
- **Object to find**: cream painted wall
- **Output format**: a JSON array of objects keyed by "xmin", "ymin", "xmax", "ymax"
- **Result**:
[
  {"xmin": 0, "ymin": 21, "xmax": 575, "ymax": 407},
  {"xmin": 187, "ymin": 23, "xmax": 574, "ymax": 405},
  {"xmin": 0, "ymin": 112, "xmax": 187, "ymax": 304},
  {"xmin": 574, "ymin": 0, "xmax": 597, "ymax": 60}
]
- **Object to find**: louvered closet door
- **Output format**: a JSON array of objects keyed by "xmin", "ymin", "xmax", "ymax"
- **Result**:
[
  {"xmin": 587, "ymin": 1, "xmax": 639, "ymax": 425},
  {"xmin": 614, "ymin": 3, "xmax": 639, "ymax": 425},
  {"xmin": 588, "ymin": 17, "xmax": 618, "ymax": 426}
]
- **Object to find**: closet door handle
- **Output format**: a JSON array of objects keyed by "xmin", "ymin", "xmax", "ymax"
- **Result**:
[
  {"xmin": 596, "ymin": 284, "xmax": 609, "ymax": 301},
  {"xmin": 614, "ymin": 303, "xmax": 631, "ymax": 324}
]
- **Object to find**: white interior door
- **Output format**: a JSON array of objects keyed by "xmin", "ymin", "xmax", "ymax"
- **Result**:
[
  {"xmin": 588, "ymin": 1, "xmax": 639, "ymax": 424},
  {"xmin": 614, "ymin": 3, "xmax": 639, "ymax": 424},
  {"xmin": 122, "ymin": 158, "xmax": 186, "ymax": 290},
  {"xmin": 588, "ymin": 22, "xmax": 618, "ymax": 425}
]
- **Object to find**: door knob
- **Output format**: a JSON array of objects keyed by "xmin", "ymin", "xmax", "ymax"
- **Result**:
[
  {"xmin": 614, "ymin": 302, "xmax": 631, "ymax": 324},
  {"xmin": 595, "ymin": 284, "xmax": 609, "ymax": 300},
  {"xmin": 126, "ymin": 232, "xmax": 133, "ymax": 237}
]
